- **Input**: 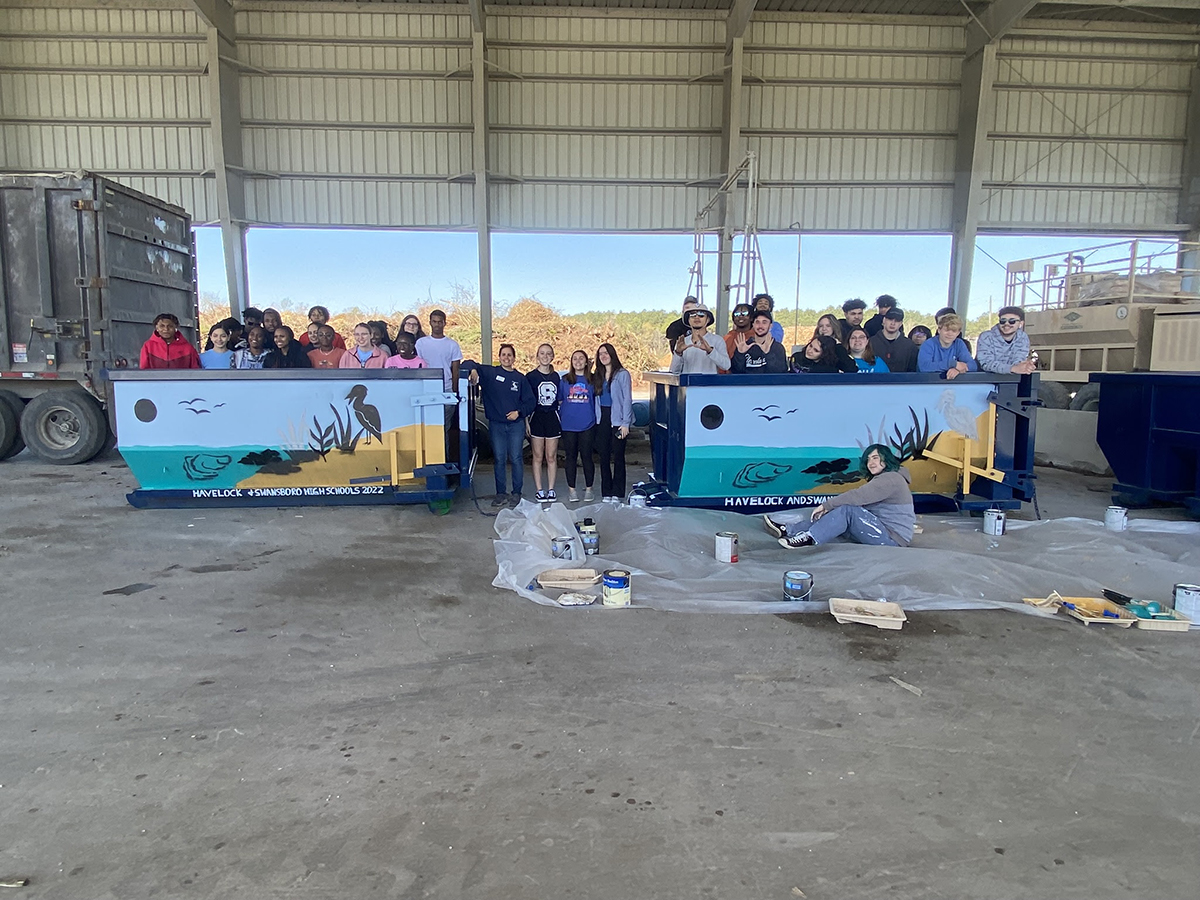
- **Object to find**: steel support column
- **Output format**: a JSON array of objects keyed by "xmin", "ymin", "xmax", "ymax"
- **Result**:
[
  {"xmin": 192, "ymin": 0, "xmax": 250, "ymax": 316},
  {"xmin": 1179, "ymin": 62, "xmax": 1200, "ymax": 291},
  {"xmin": 948, "ymin": 0, "xmax": 1038, "ymax": 316},
  {"xmin": 716, "ymin": 36, "xmax": 745, "ymax": 335},
  {"xmin": 469, "ymin": 2, "xmax": 493, "ymax": 364}
]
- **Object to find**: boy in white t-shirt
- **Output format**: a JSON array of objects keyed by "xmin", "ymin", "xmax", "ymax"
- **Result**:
[{"xmin": 415, "ymin": 309, "xmax": 462, "ymax": 391}]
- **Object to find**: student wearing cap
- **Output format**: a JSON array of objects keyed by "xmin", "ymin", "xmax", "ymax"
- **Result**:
[
  {"xmin": 752, "ymin": 293, "xmax": 786, "ymax": 342},
  {"xmin": 665, "ymin": 296, "xmax": 701, "ymax": 346},
  {"xmin": 837, "ymin": 298, "xmax": 867, "ymax": 337},
  {"xmin": 669, "ymin": 303, "xmax": 730, "ymax": 375},
  {"xmin": 907, "ymin": 325, "xmax": 932, "ymax": 348},
  {"xmin": 863, "ymin": 294, "xmax": 897, "ymax": 337},
  {"xmin": 731, "ymin": 310, "xmax": 788, "ymax": 373},
  {"xmin": 868, "ymin": 307, "xmax": 919, "ymax": 372},
  {"xmin": 918, "ymin": 313, "xmax": 977, "ymax": 379},
  {"xmin": 975, "ymin": 306, "xmax": 1037, "ymax": 375}
]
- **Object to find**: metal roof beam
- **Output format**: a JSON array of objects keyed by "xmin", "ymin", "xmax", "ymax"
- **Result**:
[
  {"xmin": 189, "ymin": 0, "xmax": 236, "ymax": 45},
  {"xmin": 967, "ymin": 0, "xmax": 1039, "ymax": 60},
  {"xmin": 1038, "ymin": 0, "xmax": 1200, "ymax": 9},
  {"xmin": 467, "ymin": 0, "xmax": 485, "ymax": 34},
  {"xmin": 727, "ymin": 0, "xmax": 758, "ymax": 47}
]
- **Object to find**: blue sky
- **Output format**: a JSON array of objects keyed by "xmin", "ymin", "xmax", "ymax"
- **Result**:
[{"xmin": 195, "ymin": 228, "xmax": 1172, "ymax": 320}]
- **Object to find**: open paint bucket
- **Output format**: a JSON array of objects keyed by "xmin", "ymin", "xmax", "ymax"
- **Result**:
[{"xmin": 783, "ymin": 570, "xmax": 814, "ymax": 601}]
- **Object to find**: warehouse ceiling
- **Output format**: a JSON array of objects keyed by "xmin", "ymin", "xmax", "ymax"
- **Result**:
[{"xmin": 252, "ymin": 0, "xmax": 1200, "ymax": 26}]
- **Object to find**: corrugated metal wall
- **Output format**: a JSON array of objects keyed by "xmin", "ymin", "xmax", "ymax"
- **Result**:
[
  {"xmin": 0, "ymin": 3, "xmax": 215, "ymax": 219},
  {"xmin": 746, "ymin": 15, "xmax": 961, "ymax": 231},
  {"xmin": 0, "ymin": 3, "xmax": 1194, "ymax": 234},
  {"xmin": 237, "ymin": 6, "xmax": 475, "ymax": 226},
  {"xmin": 986, "ymin": 33, "xmax": 1195, "ymax": 231}
]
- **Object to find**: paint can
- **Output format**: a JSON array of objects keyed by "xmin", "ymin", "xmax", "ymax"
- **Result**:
[
  {"xmin": 983, "ymin": 509, "xmax": 1006, "ymax": 536},
  {"xmin": 783, "ymin": 570, "xmax": 814, "ymax": 602},
  {"xmin": 1105, "ymin": 505, "xmax": 1128, "ymax": 532},
  {"xmin": 628, "ymin": 491, "xmax": 648, "ymax": 508},
  {"xmin": 715, "ymin": 531, "xmax": 739, "ymax": 563},
  {"xmin": 551, "ymin": 536, "xmax": 575, "ymax": 561},
  {"xmin": 602, "ymin": 569, "xmax": 631, "ymax": 607},
  {"xmin": 1173, "ymin": 583, "xmax": 1200, "ymax": 622},
  {"xmin": 577, "ymin": 518, "xmax": 599, "ymax": 556}
]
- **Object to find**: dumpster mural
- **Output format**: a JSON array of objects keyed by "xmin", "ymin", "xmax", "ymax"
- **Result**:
[
  {"xmin": 111, "ymin": 371, "xmax": 452, "ymax": 503},
  {"xmin": 643, "ymin": 372, "xmax": 1038, "ymax": 512},
  {"xmin": 674, "ymin": 381, "xmax": 996, "ymax": 498}
]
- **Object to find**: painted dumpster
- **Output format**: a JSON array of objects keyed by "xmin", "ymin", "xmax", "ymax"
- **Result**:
[
  {"xmin": 639, "ymin": 372, "xmax": 1039, "ymax": 513},
  {"xmin": 1091, "ymin": 372, "xmax": 1200, "ymax": 516},
  {"xmin": 108, "ymin": 369, "xmax": 471, "ymax": 509}
]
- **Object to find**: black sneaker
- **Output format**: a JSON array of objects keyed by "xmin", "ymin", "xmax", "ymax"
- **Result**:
[
  {"xmin": 779, "ymin": 533, "xmax": 816, "ymax": 549},
  {"xmin": 490, "ymin": 495, "xmax": 508, "ymax": 509},
  {"xmin": 762, "ymin": 514, "xmax": 784, "ymax": 539},
  {"xmin": 508, "ymin": 493, "xmax": 522, "ymax": 507}
]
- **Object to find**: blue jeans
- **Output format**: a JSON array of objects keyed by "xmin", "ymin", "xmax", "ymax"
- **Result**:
[
  {"xmin": 489, "ymin": 418, "xmax": 525, "ymax": 496},
  {"xmin": 785, "ymin": 505, "xmax": 898, "ymax": 547}
]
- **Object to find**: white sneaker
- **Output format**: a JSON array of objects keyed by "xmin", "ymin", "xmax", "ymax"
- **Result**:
[
  {"xmin": 568, "ymin": 487, "xmax": 579, "ymax": 502},
  {"xmin": 583, "ymin": 487, "xmax": 594, "ymax": 501}
]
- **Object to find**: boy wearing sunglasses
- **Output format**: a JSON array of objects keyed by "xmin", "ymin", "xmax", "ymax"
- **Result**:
[{"xmin": 976, "ymin": 306, "xmax": 1037, "ymax": 375}]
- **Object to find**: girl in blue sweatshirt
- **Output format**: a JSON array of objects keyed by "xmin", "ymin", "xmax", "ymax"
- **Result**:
[
  {"xmin": 559, "ymin": 350, "xmax": 598, "ymax": 502},
  {"xmin": 917, "ymin": 315, "xmax": 977, "ymax": 380},
  {"xmin": 465, "ymin": 344, "xmax": 536, "ymax": 507}
]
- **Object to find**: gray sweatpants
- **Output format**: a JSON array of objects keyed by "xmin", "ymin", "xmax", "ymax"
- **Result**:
[{"xmin": 784, "ymin": 505, "xmax": 899, "ymax": 547}]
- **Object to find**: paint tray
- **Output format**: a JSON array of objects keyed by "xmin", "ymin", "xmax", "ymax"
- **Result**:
[
  {"xmin": 829, "ymin": 597, "xmax": 907, "ymax": 631},
  {"xmin": 536, "ymin": 568, "xmax": 601, "ymax": 590},
  {"xmin": 1058, "ymin": 595, "xmax": 1137, "ymax": 627},
  {"xmin": 1134, "ymin": 607, "xmax": 1192, "ymax": 633}
]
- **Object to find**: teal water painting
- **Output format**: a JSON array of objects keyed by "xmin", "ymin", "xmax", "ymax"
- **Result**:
[
  {"xmin": 679, "ymin": 445, "xmax": 866, "ymax": 497},
  {"xmin": 120, "ymin": 445, "xmax": 298, "ymax": 490}
]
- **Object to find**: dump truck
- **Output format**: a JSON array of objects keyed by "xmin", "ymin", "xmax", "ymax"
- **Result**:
[
  {"xmin": 1008, "ymin": 239, "xmax": 1200, "ymax": 411},
  {"xmin": 0, "ymin": 172, "xmax": 198, "ymax": 463}
]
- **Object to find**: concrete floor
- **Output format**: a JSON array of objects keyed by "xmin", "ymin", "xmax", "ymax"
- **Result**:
[{"xmin": 1, "ymin": 449, "xmax": 1198, "ymax": 899}]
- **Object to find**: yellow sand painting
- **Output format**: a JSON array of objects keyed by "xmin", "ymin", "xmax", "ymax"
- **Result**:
[{"xmin": 238, "ymin": 422, "xmax": 445, "ymax": 489}]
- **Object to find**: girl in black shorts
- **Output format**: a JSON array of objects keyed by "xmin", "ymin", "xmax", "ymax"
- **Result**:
[{"xmin": 526, "ymin": 343, "xmax": 563, "ymax": 502}]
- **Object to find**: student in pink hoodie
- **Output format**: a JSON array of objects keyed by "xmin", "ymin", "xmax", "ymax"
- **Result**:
[{"xmin": 339, "ymin": 322, "xmax": 388, "ymax": 369}]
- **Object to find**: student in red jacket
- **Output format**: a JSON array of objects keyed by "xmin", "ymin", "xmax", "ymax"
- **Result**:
[{"xmin": 140, "ymin": 314, "xmax": 200, "ymax": 369}]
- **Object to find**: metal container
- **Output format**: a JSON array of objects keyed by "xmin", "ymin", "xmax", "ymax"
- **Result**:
[
  {"xmin": 551, "ymin": 536, "xmax": 574, "ymax": 560},
  {"xmin": 983, "ymin": 508, "xmax": 1006, "ymax": 536},
  {"xmin": 1173, "ymin": 583, "xmax": 1200, "ymax": 622},
  {"xmin": 715, "ymin": 531, "xmax": 739, "ymax": 563},
  {"xmin": 1105, "ymin": 505, "xmax": 1128, "ymax": 532},
  {"xmin": 783, "ymin": 570, "xmax": 814, "ymax": 601},
  {"xmin": 601, "ymin": 569, "xmax": 631, "ymax": 607},
  {"xmin": 576, "ymin": 518, "xmax": 599, "ymax": 556},
  {"xmin": 628, "ymin": 491, "xmax": 648, "ymax": 508}
]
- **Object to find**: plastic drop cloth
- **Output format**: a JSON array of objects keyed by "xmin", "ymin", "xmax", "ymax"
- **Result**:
[{"xmin": 492, "ymin": 500, "xmax": 1200, "ymax": 616}]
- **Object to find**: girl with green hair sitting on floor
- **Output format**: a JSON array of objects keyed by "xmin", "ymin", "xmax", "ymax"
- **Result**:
[{"xmin": 764, "ymin": 444, "xmax": 915, "ymax": 549}]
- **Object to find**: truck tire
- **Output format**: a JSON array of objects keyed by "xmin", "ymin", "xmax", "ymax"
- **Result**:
[
  {"xmin": 1038, "ymin": 380, "xmax": 1072, "ymax": 410},
  {"xmin": 0, "ymin": 396, "xmax": 18, "ymax": 460},
  {"xmin": 1069, "ymin": 383, "xmax": 1101, "ymax": 412},
  {"xmin": 0, "ymin": 391, "xmax": 24, "ymax": 460},
  {"xmin": 20, "ymin": 390, "xmax": 109, "ymax": 465}
]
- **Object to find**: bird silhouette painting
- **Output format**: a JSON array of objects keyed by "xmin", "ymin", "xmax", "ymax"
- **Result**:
[
  {"xmin": 346, "ymin": 384, "xmax": 382, "ymax": 443},
  {"xmin": 937, "ymin": 389, "xmax": 979, "ymax": 441}
]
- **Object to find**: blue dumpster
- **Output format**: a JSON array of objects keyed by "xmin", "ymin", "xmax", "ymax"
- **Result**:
[
  {"xmin": 1091, "ymin": 372, "xmax": 1200, "ymax": 517},
  {"xmin": 638, "ymin": 371, "xmax": 1039, "ymax": 514}
]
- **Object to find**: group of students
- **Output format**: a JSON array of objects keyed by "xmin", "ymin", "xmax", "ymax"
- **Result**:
[
  {"xmin": 139, "ymin": 306, "xmax": 466, "ymax": 389},
  {"xmin": 663, "ymin": 293, "xmax": 1038, "ymax": 380},
  {"xmin": 464, "ymin": 343, "xmax": 633, "ymax": 509}
]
